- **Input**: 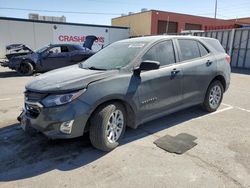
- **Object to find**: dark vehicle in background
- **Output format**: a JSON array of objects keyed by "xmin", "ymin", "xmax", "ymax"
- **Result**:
[
  {"xmin": 19, "ymin": 36, "xmax": 231, "ymax": 151},
  {"xmin": 1, "ymin": 35, "xmax": 97, "ymax": 75},
  {"xmin": 5, "ymin": 44, "xmax": 34, "ymax": 59}
]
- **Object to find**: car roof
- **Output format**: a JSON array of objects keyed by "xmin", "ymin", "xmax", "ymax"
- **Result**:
[
  {"xmin": 118, "ymin": 35, "xmax": 215, "ymax": 44},
  {"xmin": 49, "ymin": 43, "xmax": 82, "ymax": 47}
]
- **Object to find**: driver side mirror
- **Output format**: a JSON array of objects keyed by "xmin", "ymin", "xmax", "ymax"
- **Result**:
[{"xmin": 134, "ymin": 60, "xmax": 160, "ymax": 75}]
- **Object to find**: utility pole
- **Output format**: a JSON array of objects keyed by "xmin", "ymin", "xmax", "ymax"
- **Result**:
[{"xmin": 214, "ymin": 0, "xmax": 218, "ymax": 19}]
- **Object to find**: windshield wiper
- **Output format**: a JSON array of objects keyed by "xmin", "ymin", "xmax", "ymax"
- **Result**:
[{"xmin": 86, "ymin": 66, "xmax": 107, "ymax": 71}]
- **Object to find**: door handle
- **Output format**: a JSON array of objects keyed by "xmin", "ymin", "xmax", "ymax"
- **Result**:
[
  {"xmin": 171, "ymin": 68, "xmax": 180, "ymax": 79},
  {"xmin": 171, "ymin": 68, "xmax": 180, "ymax": 75},
  {"xmin": 206, "ymin": 60, "xmax": 213, "ymax": 66}
]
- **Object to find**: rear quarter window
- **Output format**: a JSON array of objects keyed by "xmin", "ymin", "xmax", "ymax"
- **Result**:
[
  {"xmin": 203, "ymin": 39, "xmax": 225, "ymax": 53},
  {"xmin": 198, "ymin": 42, "xmax": 209, "ymax": 56}
]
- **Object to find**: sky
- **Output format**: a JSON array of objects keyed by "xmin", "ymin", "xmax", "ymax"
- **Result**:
[{"xmin": 0, "ymin": 0, "xmax": 249, "ymax": 25}]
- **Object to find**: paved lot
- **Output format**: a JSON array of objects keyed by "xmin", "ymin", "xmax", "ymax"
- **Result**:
[{"xmin": 0, "ymin": 66, "xmax": 250, "ymax": 188}]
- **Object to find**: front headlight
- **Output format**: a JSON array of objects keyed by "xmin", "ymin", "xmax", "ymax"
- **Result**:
[{"xmin": 41, "ymin": 89, "xmax": 86, "ymax": 107}]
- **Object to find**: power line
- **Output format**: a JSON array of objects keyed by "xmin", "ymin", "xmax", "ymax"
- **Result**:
[{"xmin": 0, "ymin": 7, "xmax": 122, "ymax": 15}]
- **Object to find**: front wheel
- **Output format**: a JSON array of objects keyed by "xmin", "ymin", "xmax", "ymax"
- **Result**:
[
  {"xmin": 202, "ymin": 80, "xmax": 224, "ymax": 112},
  {"xmin": 89, "ymin": 102, "xmax": 126, "ymax": 152}
]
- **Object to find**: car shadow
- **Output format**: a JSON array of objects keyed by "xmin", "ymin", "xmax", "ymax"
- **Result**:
[
  {"xmin": 0, "ymin": 106, "xmax": 209, "ymax": 182},
  {"xmin": 0, "ymin": 70, "xmax": 25, "ymax": 78},
  {"xmin": 0, "ymin": 70, "xmax": 41, "ymax": 78}
]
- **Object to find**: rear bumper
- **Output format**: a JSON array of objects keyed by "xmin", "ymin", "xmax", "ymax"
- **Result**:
[{"xmin": 19, "ymin": 99, "xmax": 91, "ymax": 139}]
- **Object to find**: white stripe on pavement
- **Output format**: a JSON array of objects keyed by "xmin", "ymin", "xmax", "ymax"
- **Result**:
[
  {"xmin": 0, "ymin": 98, "xmax": 11, "ymax": 101},
  {"xmin": 222, "ymin": 103, "xmax": 250, "ymax": 113},
  {"xmin": 191, "ymin": 105, "xmax": 233, "ymax": 121}
]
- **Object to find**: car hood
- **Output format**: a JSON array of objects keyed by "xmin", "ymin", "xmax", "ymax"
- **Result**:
[{"xmin": 25, "ymin": 65, "xmax": 118, "ymax": 93}]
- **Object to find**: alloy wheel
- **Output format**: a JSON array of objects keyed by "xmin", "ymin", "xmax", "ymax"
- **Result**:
[
  {"xmin": 106, "ymin": 109, "xmax": 124, "ymax": 143},
  {"xmin": 209, "ymin": 85, "xmax": 222, "ymax": 109}
]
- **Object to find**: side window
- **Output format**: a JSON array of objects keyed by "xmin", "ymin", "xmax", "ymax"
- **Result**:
[
  {"xmin": 49, "ymin": 47, "xmax": 61, "ymax": 54},
  {"xmin": 142, "ymin": 40, "xmax": 176, "ymax": 66},
  {"xmin": 203, "ymin": 39, "xmax": 225, "ymax": 53},
  {"xmin": 198, "ymin": 42, "xmax": 209, "ymax": 57},
  {"xmin": 60, "ymin": 46, "xmax": 69, "ymax": 52},
  {"xmin": 178, "ymin": 39, "xmax": 200, "ymax": 61},
  {"xmin": 70, "ymin": 46, "xmax": 80, "ymax": 52}
]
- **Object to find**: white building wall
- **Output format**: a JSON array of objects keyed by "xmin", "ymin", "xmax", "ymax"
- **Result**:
[
  {"xmin": 0, "ymin": 20, "xmax": 55, "ymax": 58},
  {"xmin": 109, "ymin": 27, "xmax": 130, "ymax": 43},
  {"xmin": 0, "ymin": 20, "xmax": 11, "ymax": 58},
  {"xmin": 0, "ymin": 18, "xmax": 129, "ymax": 58},
  {"xmin": 33, "ymin": 22, "xmax": 54, "ymax": 48}
]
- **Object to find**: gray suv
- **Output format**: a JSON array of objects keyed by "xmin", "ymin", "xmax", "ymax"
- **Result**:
[{"xmin": 19, "ymin": 36, "xmax": 231, "ymax": 151}]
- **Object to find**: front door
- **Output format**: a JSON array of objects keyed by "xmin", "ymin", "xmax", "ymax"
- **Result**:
[
  {"xmin": 137, "ymin": 40, "xmax": 183, "ymax": 121},
  {"xmin": 41, "ymin": 46, "xmax": 70, "ymax": 71}
]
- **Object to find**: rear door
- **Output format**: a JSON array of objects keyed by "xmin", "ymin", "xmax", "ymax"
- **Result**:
[
  {"xmin": 137, "ymin": 40, "xmax": 183, "ymax": 121},
  {"xmin": 176, "ymin": 39, "xmax": 217, "ymax": 105}
]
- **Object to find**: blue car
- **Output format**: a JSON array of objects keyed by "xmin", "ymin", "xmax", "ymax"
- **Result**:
[{"xmin": 2, "ymin": 35, "xmax": 98, "ymax": 75}]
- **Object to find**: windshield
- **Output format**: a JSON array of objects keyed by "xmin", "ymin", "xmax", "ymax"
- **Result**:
[
  {"xmin": 34, "ymin": 45, "xmax": 49, "ymax": 53},
  {"xmin": 80, "ymin": 41, "xmax": 147, "ymax": 70}
]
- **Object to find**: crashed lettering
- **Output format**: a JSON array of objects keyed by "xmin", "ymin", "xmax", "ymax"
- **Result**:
[
  {"xmin": 58, "ymin": 35, "xmax": 84, "ymax": 42},
  {"xmin": 58, "ymin": 35, "xmax": 105, "ymax": 43}
]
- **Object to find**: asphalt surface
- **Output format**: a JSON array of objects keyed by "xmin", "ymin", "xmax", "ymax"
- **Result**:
[{"xmin": 0, "ymin": 66, "xmax": 250, "ymax": 188}]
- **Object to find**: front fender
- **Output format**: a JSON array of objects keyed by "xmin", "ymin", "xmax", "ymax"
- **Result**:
[{"xmin": 89, "ymin": 95, "xmax": 138, "ymax": 129}]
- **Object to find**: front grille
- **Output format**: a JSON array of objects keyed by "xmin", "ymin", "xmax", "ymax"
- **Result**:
[
  {"xmin": 25, "ymin": 90, "xmax": 47, "ymax": 102},
  {"xmin": 25, "ymin": 103, "xmax": 41, "ymax": 118}
]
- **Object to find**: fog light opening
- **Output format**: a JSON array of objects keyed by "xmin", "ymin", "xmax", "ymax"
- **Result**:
[{"xmin": 60, "ymin": 120, "xmax": 74, "ymax": 134}]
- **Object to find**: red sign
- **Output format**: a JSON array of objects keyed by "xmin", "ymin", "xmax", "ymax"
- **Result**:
[{"xmin": 58, "ymin": 35, "xmax": 105, "ymax": 43}]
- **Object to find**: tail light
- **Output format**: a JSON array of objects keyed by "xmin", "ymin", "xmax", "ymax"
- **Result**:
[{"xmin": 225, "ymin": 55, "xmax": 231, "ymax": 64}]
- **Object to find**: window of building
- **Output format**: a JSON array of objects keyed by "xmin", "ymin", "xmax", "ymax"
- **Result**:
[{"xmin": 142, "ymin": 40, "xmax": 176, "ymax": 66}]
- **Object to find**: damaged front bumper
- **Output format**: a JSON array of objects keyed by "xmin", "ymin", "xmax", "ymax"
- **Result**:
[{"xmin": 18, "ymin": 99, "xmax": 91, "ymax": 139}]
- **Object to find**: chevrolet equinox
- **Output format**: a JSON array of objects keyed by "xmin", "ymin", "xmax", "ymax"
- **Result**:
[{"xmin": 19, "ymin": 36, "xmax": 231, "ymax": 151}]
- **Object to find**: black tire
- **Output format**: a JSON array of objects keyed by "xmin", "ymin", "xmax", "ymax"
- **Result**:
[
  {"xmin": 89, "ymin": 102, "xmax": 126, "ymax": 152},
  {"xmin": 202, "ymin": 80, "xmax": 224, "ymax": 112},
  {"xmin": 17, "ymin": 61, "xmax": 34, "ymax": 76}
]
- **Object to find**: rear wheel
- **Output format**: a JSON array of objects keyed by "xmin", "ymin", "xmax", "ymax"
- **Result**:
[
  {"xmin": 17, "ymin": 61, "xmax": 34, "ymax": 76},
  {"xmin": 202, "ymin": 80, "xmax": 224, "ymax": 112},
  {"xmin": 89, "ymin": 102, "xmax": 126, "ymax": 151}
]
